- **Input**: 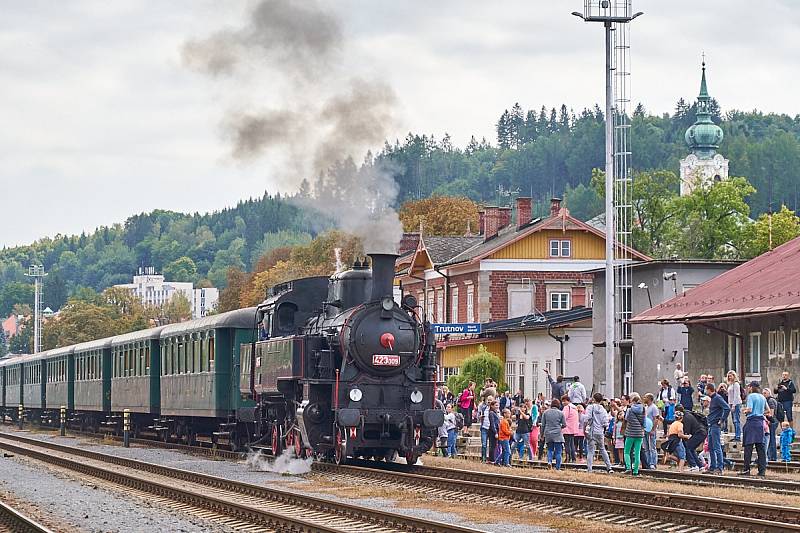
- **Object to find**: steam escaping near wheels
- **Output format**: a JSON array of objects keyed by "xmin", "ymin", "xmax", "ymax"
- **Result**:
[{"xmin": 246, "ymin": 448, "xmax": 313, "ymax": 475}]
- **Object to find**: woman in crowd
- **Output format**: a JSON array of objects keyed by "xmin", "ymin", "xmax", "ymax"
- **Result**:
[
  {"xmin": 726, "ymin": 371, "xmax": 742, "ymax": 441},
  {"xmin": 623, "ymin": 392, "xmax": 646, "ymax": 475},
  {"xmin": 459, "ymin": 381, "xmax": 476, "ymax": 435},
  {"xmin": 541, "ymin": 399, "xmax": 566, "ymax": 470},
  {"xmin": 514, "ymin": 402, "xmax": 533, "ymax": 461},
  {"xmin": 562, "ymin": 395, "xmax": 579, "ymax": 463},
  {"xmin": 528, "ymin": 399, "xmax": 540, "ymax": 459}
]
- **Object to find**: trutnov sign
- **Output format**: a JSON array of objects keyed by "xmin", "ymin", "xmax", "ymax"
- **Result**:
[{"xmin": 432, "ymin": 323, "xmax": 482, "ymax": 335}]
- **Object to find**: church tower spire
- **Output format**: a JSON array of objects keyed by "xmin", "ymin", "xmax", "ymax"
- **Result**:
[{"xmin": 679, "ymin": 59, "xmax": 728, "ymax": 195}]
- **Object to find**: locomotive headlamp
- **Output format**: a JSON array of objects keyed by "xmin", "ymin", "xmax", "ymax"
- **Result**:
[
  {"xmin": 381, "ymin": 296, "xmax": 394, "ymax": 311},
  {"xmin": 410, "ymin": 389, "xmax": 423, "ymax": 404},
  {"xmin": 349, "ymin": 388, "xmax": 363, "ymax": 402}
]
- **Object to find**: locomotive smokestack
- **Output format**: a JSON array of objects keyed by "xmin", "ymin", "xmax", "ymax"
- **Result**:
[{"xmin": 369, "ymin": 253, "xmax": 398, "ymax": 301}]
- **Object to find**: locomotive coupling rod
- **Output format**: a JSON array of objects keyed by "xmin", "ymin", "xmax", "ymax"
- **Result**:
[
  {"xmin": 123, "ymin": 409, "xmax": 131, "ymax": 448},
  {"xmin": 17, "ymin": 405, "xmax": 23, "ymax": 430},
  {"xmin": 60, "ymin": 405, "xmax": 66, "ymax": 436}
]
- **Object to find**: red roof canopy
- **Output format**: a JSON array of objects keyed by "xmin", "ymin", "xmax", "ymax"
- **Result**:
[{"xmin": 631, "ymin": 236, "xmax": 800, "ymax": 323}]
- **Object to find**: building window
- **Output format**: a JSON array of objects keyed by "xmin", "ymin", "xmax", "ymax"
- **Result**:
[
  {"xmin": 506, "ymin": 361, "xmax": 515, "ymax": 391},
  {"xmin": 532, "ymin": 362, "xmax": 539, "ymax": 399},
  {"xmin": 518, "ymin": 362, "xmax": 525, "ymax": 396},
  {"xmin": 466, "ymin": 285, "xmax": 475, "ymax": 323},
  {"xmin": 426, "ymin": 290, "xmax": 434, "ymax": 320},
  {"xmin": 549, "ymin": 292, "xmax": 570, "ymax": 311},
  {"xmin": 549, "ymin": 239, "xmax": 571, "ymax": 257},
  {"xmin": 544, "ymin": 361, "xmax": 552, "ymax": 398},
  {"xmin": 768, "ymin": 329, "xmax": 786, "ymax": 358},
  {"xmin": 442, "ymin": 367, "xmax": 460, "ymax": 381},
  {"xmin": 749, "ymin": 332, "xmax": 761, "ymax": 374},
  {"xmin": 436, "ymin": 289, "xmax": 444, "ymax": 323},
  {"xmin": 726, "ymin": 335, "xmax": 740, "ymax": 373},
  {"xmin": 508, "ymin": 282, "xmax": 535, "ymax": 319},
  {"xmin": 450, "ymin": 287, "xmax": 459, "ymax": 323},
  {"xmin": 791, "ymin": 329, "xmax": 800, "ymax": 359}
]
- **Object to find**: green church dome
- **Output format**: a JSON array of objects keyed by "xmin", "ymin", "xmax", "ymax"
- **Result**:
[{"xmin": 685, "ymin": 62, "xmax": 723, "ymax": 159}]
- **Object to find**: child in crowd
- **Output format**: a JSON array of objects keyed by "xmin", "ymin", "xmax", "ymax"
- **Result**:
[
  {"xmin": 781, "ymin": 421, "xmax": 796, "ymax": 463},
  {"xmin": 575, "ymin": 404, "xmax": 586, "ymax": 461},
  {"xmin": 498, "ymin": 408, "xmax": 513, "ymax": 466},
  {"xmin": 614, "ymin": 410, "xmax": 625, "ymax": 466}
]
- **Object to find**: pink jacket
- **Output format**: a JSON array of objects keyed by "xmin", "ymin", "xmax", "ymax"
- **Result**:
[{"xmin": 562, "ymin": 403, "xmax": 579, "ymax": 435}]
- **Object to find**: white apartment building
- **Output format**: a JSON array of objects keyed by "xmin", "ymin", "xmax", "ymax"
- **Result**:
[{"xmin": 115, "ymin": 267, "xmax": 218, "ymax": 319}]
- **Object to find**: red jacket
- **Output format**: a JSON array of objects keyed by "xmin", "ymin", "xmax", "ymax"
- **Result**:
[{"xmin": 498, "ymin": 418, "xmax": 512, "ymax": 441}]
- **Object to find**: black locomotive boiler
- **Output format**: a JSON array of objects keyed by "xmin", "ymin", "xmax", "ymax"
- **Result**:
[{"xmin": 238, "ymin": 253, "xmax": 443, "ymax": 464}]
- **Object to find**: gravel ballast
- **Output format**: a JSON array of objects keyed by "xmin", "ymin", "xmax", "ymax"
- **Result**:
[{"xmin": 0, "ymin": 427, "xmax": 551, "ymax": 532}]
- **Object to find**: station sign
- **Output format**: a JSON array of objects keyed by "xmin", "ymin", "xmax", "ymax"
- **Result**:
[{"xmin": 432, "ymin": 323, "xmax": 481, "ymax": 335}]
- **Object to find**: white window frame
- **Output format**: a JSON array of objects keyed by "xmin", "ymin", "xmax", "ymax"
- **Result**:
[
  {"xmin": 768, "ymin": 329, "xmax": 786, "ymax": 358},
  {"xmin": 426, "ymin": 290, "xmax": 434, "ymax": 320},
  {"xmin": 436, "ymin": 289, "xmax": 444, "ymax": 323},
  {"xmin": 442, "ymin": 367, "xmax": 460, "ymax": 380},
  {"xmin": 518, "ymin": 361, "xmax": 525, "ymax": 396},
  {"xmin": 466, "ymin": 285, "xmax": 475, "ymax": 323},
  {"xmin": 549, "ymin": 291, "xmax": 570, "ymax": 311},
  {"xmin": 505, "ymin": 361, "xmax": 515, "ymax": 391},
  {"xmin": 549, "ymin": 239, "xmax": 571, "ymax": 258},
  {"xmin": 544, "ymin": 361, "xmax": 552, "ymax": 398},
  {"xmin": 726, "ymin": 335, "xmax": 740, "ymax": 373},
  {"xmin": 450, "ymin": 286, "xmax": 459, "ymax": 323},
  {"xmin": 531, "ymin": 362, "xmax": 539, "ymax": 399},
  {"xmin": 749, "ymin": 332, "xmax": 761, "ymax": 374},
  {"xmin": 791, "ymin": 329, "xmax": 800, "ymax": 359}
]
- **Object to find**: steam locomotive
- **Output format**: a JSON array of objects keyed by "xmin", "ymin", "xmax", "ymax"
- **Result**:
[
  {"xmin": 0, "ymin": 253, "xmax": 443, "ymax": 464},
  {"xmin": 239, "ymin": 253, "xmax": 443, "ymax": 464}
]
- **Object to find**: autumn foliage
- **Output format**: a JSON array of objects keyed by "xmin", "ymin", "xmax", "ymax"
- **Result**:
[{"xmin": 399, "ymin": 196, "xmax": 480, "ymax": 236}]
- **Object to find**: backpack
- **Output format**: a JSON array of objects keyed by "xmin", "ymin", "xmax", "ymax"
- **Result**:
[
  {"xmin": 775, "ymin": 401, "xmax": 786, "ymax": 423},
  {"xmin": 454, "ymin": 412, "xmax": 465, "ymax": 430},
  {"xmin": 692, "ymin": 411, "xmax": 709, "ymax": 430}
]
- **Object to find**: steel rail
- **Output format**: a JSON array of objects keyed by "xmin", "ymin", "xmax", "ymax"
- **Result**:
[
  {"xmin": 0, "ymin": 499, "xmax": 54, "ymax": 533},
  {"xmin": 314, "ymin": 462, "xmax": 800, "ymax": 533},
  {"xmin": 0, "ymin": 432, "xmax": 477, "ymax": 533},
  {"xmin": 458, "ymin": 452, "xmax": 800, "ymax": 492}
]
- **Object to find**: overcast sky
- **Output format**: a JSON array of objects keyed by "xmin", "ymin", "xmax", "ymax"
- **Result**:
[{"xmin": 1, "ymin": 0, "xmax": 798, "ymax": 247}]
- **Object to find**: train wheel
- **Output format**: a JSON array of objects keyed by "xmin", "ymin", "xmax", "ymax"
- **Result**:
[
  {"xmin": 293, "ymin": 429, "xmax": 304, "ymax": 459},
  {"xmin": 334, "ymin": 427, "xmax": 346, "ymax": 465},
  {"xmin": 383, "ymin": 449, "xmax": 398, "ymax": 463},
  {"xmin": 271, "ymin": 425, "xmax": 281, "ymax": 456}
]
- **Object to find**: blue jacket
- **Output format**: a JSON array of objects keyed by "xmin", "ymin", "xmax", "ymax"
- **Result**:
[
  {"xmin": 707, "ymin": 393, "xmax": 730, "ymax": 427},
  {"xmin": 488, "ymin": 409, "xmax": 501, "ymax": 435}
]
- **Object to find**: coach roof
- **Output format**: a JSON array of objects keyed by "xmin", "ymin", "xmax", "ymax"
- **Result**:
[
  {"xmin": 111, "ymin": 327, "xmax": 166, "ymax": 348},
  {"xmin": 74, "ymin": 337, "xmax": 114, "ymax": 352},
  {"xmin": 159, "ymin": 307, "xmax": 256, "ymax": 339}
]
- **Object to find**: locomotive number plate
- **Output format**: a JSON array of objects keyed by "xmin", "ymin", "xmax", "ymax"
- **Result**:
[{"xmin": 372, "ymin": 354, "xmax": 400, "ymax": 366}]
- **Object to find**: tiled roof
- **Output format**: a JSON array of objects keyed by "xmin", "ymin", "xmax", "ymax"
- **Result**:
[
  {"xmin": 440, "ymin": 218, "xmax": 542, "ymax": 266},
  {"xmin": 423, "ymin": 236, "xmax": 484, "ymax": 264},
  {"xmin": 585, "ymin": 212, "xmax": 605, "ymax": 231},
  {"xmin": 483, "ymin": 306, "xmax": 593, "ymax": 333},
  {"xmin": 631, "ymin": 235, "xmax": 800, "ymax": 323}
]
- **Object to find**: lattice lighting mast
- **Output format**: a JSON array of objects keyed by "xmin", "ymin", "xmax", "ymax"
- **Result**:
[{"xmin": 25, "ymin": 265, "xmax": 47, "ymax": 354}]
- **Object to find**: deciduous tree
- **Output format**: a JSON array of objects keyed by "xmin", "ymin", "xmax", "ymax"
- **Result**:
[
  {"xmin": 738, "ymin": 205, "xmax": 800, "ymax": 258},
  {"xmin": 399, "ymin": 196, "xmax": 480, "ymax": 236}
]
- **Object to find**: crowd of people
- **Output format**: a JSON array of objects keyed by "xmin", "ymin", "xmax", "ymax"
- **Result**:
[{"xmin": 436, "ymin": 366, "xmax": 797, "ymax": 479}]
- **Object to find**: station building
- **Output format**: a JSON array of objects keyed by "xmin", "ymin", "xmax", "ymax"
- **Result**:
[
  {"xmin": 631, "ymin": 236, "xmax": 800, "ymax": 423},
  {"xmin": 396, "ymin": 197, "xmax": 648, "ymax": 393}
]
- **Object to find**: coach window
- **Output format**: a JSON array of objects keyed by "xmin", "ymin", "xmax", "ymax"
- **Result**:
[
  {"xmin": 209, "ymin": 331, "xmax": 215, "ymax": 371},
  {"xmin": 171, "ymin": 338, "xmax": 177, "ymax": 375},
  {"xmin": 193, "ymin": 334, "xmax": 201, "ymax": 373},
  {"xmin": 200, "ymin": 333, "xmax": 208, "ymax": 372}
]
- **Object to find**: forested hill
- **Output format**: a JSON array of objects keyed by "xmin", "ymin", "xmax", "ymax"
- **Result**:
[
  {"xmin": 0, "ymin": 193, "xmax": 316, "ymax": 315},
  {"xmin": 377, "ymin": 101, "xmax": 800, "ymax": 219},
  {"xmin": 2, "ymin": 100, "xmax": 800, "ymax": 317}
]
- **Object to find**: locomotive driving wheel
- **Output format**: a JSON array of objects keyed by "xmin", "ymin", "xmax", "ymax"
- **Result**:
[
  {"xmin": 293, "ymin": 429, "xmax": 304, "ymax": 459},
  {"xmin": 271, "ymin": 425, "xmax": 282, "ymax": 456},
  {"xmin": 334, "ymin": 427, "xmax": 346, "ymax": 465}
]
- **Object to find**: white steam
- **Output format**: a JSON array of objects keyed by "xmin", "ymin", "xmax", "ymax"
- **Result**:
[{"xmin": 246, "ymin": 448, "xmax": 313, "ymax": 475}]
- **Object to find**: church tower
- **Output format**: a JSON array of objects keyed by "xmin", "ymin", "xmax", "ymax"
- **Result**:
[{"xmin": 679, "ymin": 61, "xmax": 728, "ymax": 196}]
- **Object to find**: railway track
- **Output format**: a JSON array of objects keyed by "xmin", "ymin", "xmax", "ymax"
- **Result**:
[
  {"xmin": 0, "ymin": 432, "xmax": 477, "ymax": 533},
  {"xmin": 458, "ymin": 452, "xmax": 800, "ymax": 492},
  {"xmin": 0, "ymin": 498, "xmax": 53, "ymax": 533},
  {"xmin": 314, "ymin": 461, "xmax": 800, "ymax": 533}
]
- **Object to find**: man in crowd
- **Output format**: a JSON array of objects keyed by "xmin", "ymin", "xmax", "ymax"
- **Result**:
[
  {"xmin": 583, "ymin": 392, "xmax": 613, "ymax": 473},
  {"xmin": 674, "ymin": 363, "xmax": 685, "ymax": 386},
  {"xmin": 543, "ymin": 368, "xmax": 565, "ymax": 400},
  {"xmin": 705, "ymin": 382, "xmax": 730, "ymax": 475},
  {"xmin": 739, "ymin": 381, "xmax": 768, "ymax": 478},
  {"xmin": 775, "ymin": 371, "xmax": 796, "ymax": 430},
  {"xmin": 763, "ymin": 388, "xmax": 779, "ymax": 461},
  {"xmin": 478, "ymin": 395, "xmax": 494, "ymax": 462},
  {"xmin": 680, "ymin": 405, "xmax": 708, "ymax": 472},
  {"xmin": 642, "ymin": 393, "xmax": 661, "ymax": 469},
  {"xmin": 568, "ymin": 376, "xmax": 587, "ymax": 406}
]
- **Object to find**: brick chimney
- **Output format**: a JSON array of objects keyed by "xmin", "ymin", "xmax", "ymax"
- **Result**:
[
  {"xmin": 483, "ymin": 206, "xmax": 500, "ymax": 241},
  {"xmin": 478, "ymin": 210, "xmax": 486, "ymax": 235},
  {"xmin": 498, "ymin": 207, "xmax": 512, "ymax": 230},
  {"xmin": 550, "ymin": 197, "xmax": 562, "ymax": 217},
  {"xmin": 516, "ymin": 197, "xmax": 532, "ymax": 230},
  {"xmin": 398, "ymin": 233, "xmax": 421, "ymax": 255}
]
